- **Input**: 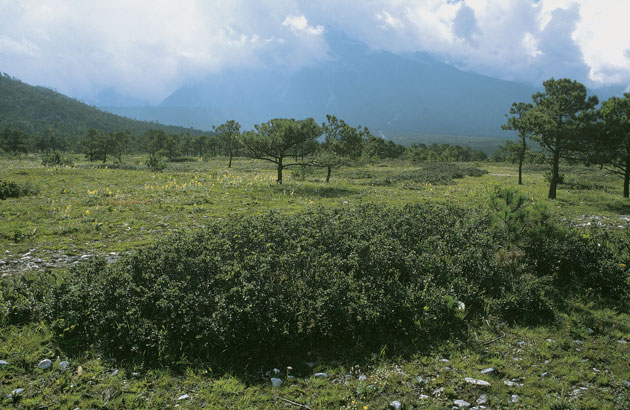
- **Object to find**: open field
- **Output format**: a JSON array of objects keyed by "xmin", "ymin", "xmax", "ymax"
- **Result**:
[
  {"xmin": 2, "ymin": 155, "xmax": 630, "ymax": 272},
  {"xmin": 1, "ymin": 155, "xmax": 630, "ymax": 409}
]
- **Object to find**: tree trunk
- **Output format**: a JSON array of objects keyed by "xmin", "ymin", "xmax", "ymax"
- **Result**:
[
  {"xmin": 228, "ymin": 150, "xmax": 232, "ymax": 168},
  {"xmin": 518, "ymin": 137, "xmax": 526, "ymax": 185},
  {"xmin": 326, "ymin": 166, "xmax": 331, "ymax": 183},
  {"xmin": 548, "ymin": 149, "xmax": 560, "ymax": 200},
  {"xmin": 277, "ymin": 157, "xmax": 283, "ymax": 184},
  {"xmin": 624, "ymin": 155, "xmax": 630, "ymax": 199}
]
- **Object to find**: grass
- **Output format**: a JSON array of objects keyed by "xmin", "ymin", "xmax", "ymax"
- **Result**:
[{"xmin": 1, "ymin": 153, "xmax": 630, "ymax": 408}]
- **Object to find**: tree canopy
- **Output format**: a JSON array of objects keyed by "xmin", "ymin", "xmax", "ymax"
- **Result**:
[{"xmin": 241, "ymin": 118, "xmax": 322, "ymax": 184}]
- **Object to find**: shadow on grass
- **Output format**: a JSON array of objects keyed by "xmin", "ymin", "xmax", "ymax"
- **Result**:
[
  {"xmin": 271, "ymin": 184, "xmax": 358, "ymax": 198},
  {"xmin": 603, "ymin": 202, "xmax": 630, "ymax": 214}
]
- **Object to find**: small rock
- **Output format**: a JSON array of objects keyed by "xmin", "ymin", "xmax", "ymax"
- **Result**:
[
  {"xmin": 433, "ymin": 387, "xmax": 444, "ymax": 396},
  {"xmin": 511, "ymin": 394, "xmax": 518, "ymax": 403},
  {"xmin": 512, "ymin": 357, "xmax": 521, "ymax": 361},
  {"xmin": 440, "ymin": 358, "xmax": 450, "ymax": 362},
  {"xmin": 622, "ymin": 380, "xmax": 630, "ymax": 387},
  {"xmin": 544, "ymin": 360, "xmax": 551, "ymax": 364},
  {"xmin": 11, "ymin": 388, "xmax": 25, "ymax": 396},
  {"xmin": 358, "ymin": 374, "xmax": 367, "ymax": 381},
  {"xmin": 442, "ymin": 366, "xmax": 453, "ymax": 371},
  {"xmin": 541, "ymin": 372, "xmax": 548, "ymax": 377},
  {"xmin": 574, "ymin": 340, "xmax": 584, "ymax": 344},
  {"xmin": 480, "ymin": 367, "xmax": 495, "ymax": 375},
  {"xmin": 390, "ymin": 400, "xmax": 402, "ymax": 409},
  {"xmin": 617, "ymin": 340, "xmax": 627, "ymax": 344},
  {"xmin": 476, "ymin": 394, "xmax": 488, "ymax": 405},
  {"xmin": 587, "ymin": 328, "xmax": 594, "ymax": 334},
  {"xmin": 517, "ymin": 341, "xmax": 525, "ymax": 346},
  {"xmin": 454, "ymin": 399, "xmax": 471, "ymax": 408},
  {"xmin": 504, "ymin": 380, "xmax": 523, "ymax": 387},
  {"xmin": 314, "ymin": 372, "xmax": 328, "ymax": 379},
  {"xmin": 273, "ymin": 368, "xmax": 281, "ymax": 375},
  {"xmin": 131, "ymin": 372, "xmax": 140, "ymax": 377},
  {"xmin": 417, "ymin": 376, "xmax": 427, "ymax": 384},
  {"xmin": 546, "ymin": 339, "xmax": 555, "ymax": 343},
  {"xmin": 177, "ymin": 394, "xmax": 189, "ymax": 400},
  {"xmin": 465, "ymin": 377, "xmax": 491, "ymax": 387},
  {"xmin": 38, "ymin": 359, "xmax": 52, "ymax": 369},
  {"xmin": 457, "ymin": 301, "xmax": 466, "ymax": 310},
  {"xmin": 0, "ymin": 360, "xmax": 8, "ymax": 367},
  {"xmin": 111, "ymin": 369, "xmax": 119, "ymax": 377},
  {"xmin": 342, "ymin": 201, "xmax": 349, "ymax": 204},
  {"xmin": 58, "ymin": 361, "xmax": 70, "ymax": 370},
  {"xmin": 419, "ymin": 394, "xmax": 429, "ymax": 400},
  {"xmin": 271, "ymin": 378, "xmax": 282, "ymax": 388}
]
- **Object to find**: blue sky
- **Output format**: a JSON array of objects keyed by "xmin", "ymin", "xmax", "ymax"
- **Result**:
[{"xmin": 1, "ymin": 0, "xmax": 628, "ymax": 103}]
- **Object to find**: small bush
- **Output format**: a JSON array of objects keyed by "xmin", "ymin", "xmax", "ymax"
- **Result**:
[
  {"xmin": 0, "ymin": 271, "xmax": 55, "ymax": 325},
  {"xmin": 41, "ymin": 152, "xmax": 73, "ymax": 167},
  {"xmin": 0, "ymin": 180, "xmax": 38, "ymax": 200},
  {"xmin": 166, "ymin": 156, "xmax": 197, "ymax": 163},
  {"xmin": 369, "ymin": 164, "xmax": 488, "ymax": 187},
  {"xmin": 145, "ymin": 154, "xmax": 166, "ymax": 171}
]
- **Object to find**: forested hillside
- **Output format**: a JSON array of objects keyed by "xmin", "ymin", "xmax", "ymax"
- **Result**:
[{"xmin": 0, "ymin": 73, "xmax": 204, "ymax": 144}]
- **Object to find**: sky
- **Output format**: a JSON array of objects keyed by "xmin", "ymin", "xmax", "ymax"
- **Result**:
[{"xmin": 1, "ymin": 0, "xmax": 629, "ymax": 104}]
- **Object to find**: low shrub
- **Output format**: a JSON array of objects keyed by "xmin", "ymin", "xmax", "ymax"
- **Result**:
[
  {"xmin": 0, "ymin": 271, "xmax": 55, "ymax": 325},
  {"xmin": 48, "ymin": 204, "xmax": 497, "ymax": 365},
  {"xmin": 145, "ymin": 154, "xmax": 166, "ymax": 171},
  {"xmin": 0, "ymin": 180, "xmax": 38, "ymax": 200},
  {"xmin": 41, "ymin": 152, "xmax": 73, "ymax": 167},
  {"xmin": 368, "ymin": 163, "xmax": 488, "ymax": 187},
  {"xmin": 3, "ymin": 202, "xmax": 627, "ymax": 368},
  {"xmin": 166, "ymin": 156, "xmax": 197, "ymax": 163}
]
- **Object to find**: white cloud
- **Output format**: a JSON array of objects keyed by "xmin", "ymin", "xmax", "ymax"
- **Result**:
[
  {"xmin": 0, "ymin": 0, "xmax": 628, "ymax": 103},
  {"xmin": 282, "ymin": 15, "xmax": 324, "ymax": 35}
]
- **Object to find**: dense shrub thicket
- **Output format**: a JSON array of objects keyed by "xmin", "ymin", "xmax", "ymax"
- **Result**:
[
  {"xmin": 0, "ymin": 180, "xmax": 38, "ymax": 200},
  {"xmin": 1, "ymin": 204, "xmax": 628, "ymax": 367}
]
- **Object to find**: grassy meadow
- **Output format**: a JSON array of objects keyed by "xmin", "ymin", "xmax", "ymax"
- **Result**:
[{"xmin": 1, "ymin": 154, "xmax": 630, "ymax": 409}]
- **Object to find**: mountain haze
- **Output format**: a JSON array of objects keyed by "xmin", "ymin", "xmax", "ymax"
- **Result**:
[{"xmin": 108, "ymin": 32, "xmax": 538, "ymax": 138}]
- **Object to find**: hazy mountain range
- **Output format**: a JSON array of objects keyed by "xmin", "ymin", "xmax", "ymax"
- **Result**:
[{"xmin": 100, "ymin": 32, "xmax": 541, "ymax": 138}]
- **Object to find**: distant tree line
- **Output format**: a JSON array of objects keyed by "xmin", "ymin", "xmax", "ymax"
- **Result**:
[{"xmin": 1, "ymin": 113, "xmax": 489, "ymax": 182}]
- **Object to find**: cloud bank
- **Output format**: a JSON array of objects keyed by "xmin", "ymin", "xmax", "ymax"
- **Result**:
[{"xmin": 0, "ymin": 0, "xmax": 628, "ymax": 103}]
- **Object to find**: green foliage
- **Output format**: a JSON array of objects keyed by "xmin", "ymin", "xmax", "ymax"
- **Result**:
[
  {"xmin": 489, "ymin": 186, "xmax": 529, "ymax": 248},
  {"xmin": 597, "ymin": 93, "xmax": 630, "ymax": 197},
  {"xmin": 510, "ymin": 78, "xmax": 599, "ymax": 198},
  {"xmin": 0, "ymin": 180, "xmax": 38, "ymax": 200},
  {"xmin": 41, "ymin": 151, "xmax": 73, "ymax": 167},
  {"xmin": 145, "ymin": 154, "xmax": 166, "ymax": 172},
  {"xmin": 0, "ymin": 271, "xmax": 55, "ymax": 325},
  {"xmin": 405, "ymin": 143, "xmax": 487, "ymax": 163},
  {"xmin": 369, "ymin": 163, "xmax": 487, "ymax": 186},
  {"xmin": 0, "ymin": 203, "xmax": 615, "ymax": 367},
  {"xmin": 0, "ymin": 73, "xmax": 204, "ymax": 149},
  {"xmin": 241, "ymin": 118, "xmax": 322, "ymax": 183},
  {"xmin": 544, "ymin": 170, "xmax": 565, "ymax": 185},
  {"xmin": 48, "ymin": 204, "xmax": 483, "ymax": 365}
]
